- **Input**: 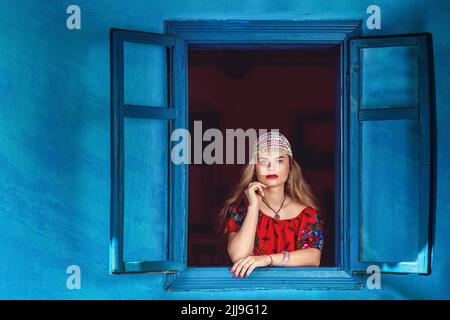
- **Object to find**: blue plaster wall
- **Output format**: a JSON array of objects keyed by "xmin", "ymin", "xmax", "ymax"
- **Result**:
[{"xmin": 0, "ymin": 0, "xmax": 449, "ymax": 299}]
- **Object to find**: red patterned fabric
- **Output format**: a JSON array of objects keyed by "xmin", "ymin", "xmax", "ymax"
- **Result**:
[{"xmin": 226, "ymin": 197, "xmax": 324, "ymax": 255}]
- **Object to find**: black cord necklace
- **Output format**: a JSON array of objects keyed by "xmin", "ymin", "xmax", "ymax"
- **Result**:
[{"xmin": 262, "ymin": 193, "xmax": 286, "ymax": 220}]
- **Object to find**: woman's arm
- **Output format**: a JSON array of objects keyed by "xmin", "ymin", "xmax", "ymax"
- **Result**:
[
  {"xmin": 270, "ymin": 248, "xmax": 321, "ymax": 267},
  {"xmin": 227, "ymin": 204, "xmax": 260, "ymax": 263}
]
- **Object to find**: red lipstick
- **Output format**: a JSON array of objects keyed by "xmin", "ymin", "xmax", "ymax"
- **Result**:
[{"xmin": 266, "ymin": 174, "xmax": 278, "ymax": 179}]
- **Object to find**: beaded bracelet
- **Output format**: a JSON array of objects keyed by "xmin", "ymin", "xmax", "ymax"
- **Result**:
[{"xmin": 278, "ymin": 251, "xmax": 289, "ymax": 266}]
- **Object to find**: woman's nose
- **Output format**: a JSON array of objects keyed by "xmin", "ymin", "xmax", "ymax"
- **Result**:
[{"xmin": 267, "ymin": 161, "xmax": 278, "ymax": 171}]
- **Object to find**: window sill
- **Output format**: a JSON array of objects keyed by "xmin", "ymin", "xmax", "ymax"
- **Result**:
[{"xmin": 165, "ymin": 267, "xmax": 363, "ymax": 291}]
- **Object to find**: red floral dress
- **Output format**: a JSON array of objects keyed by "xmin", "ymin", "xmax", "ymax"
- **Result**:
[{"xmin": 225, "ymin": 197, "xmax": 324, "ymax": 255}]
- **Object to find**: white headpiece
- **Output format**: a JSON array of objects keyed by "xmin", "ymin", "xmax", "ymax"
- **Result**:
[{"xmin": 251, "ymin": 131, "xmax": 293, "ymax": 163}]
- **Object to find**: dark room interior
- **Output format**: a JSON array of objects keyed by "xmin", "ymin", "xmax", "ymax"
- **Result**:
[{"xmin": 187, "ymin": 45, "xmax": 340, "ymax": 267}]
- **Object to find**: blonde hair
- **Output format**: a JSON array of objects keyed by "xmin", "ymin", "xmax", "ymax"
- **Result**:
[{"xmin": 214, "ymin": 154, "xmax": 322, "ymax": 239}]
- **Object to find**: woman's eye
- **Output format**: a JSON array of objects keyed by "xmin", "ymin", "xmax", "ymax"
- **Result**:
[{"xmin": 258, "ymin": 159, "xmax": 284, "ymax": 164}]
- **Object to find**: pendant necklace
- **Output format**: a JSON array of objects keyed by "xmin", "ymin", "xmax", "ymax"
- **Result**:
[{"xmin": 262, "ymin": 194, "xmax": 286, "ymax": 220}]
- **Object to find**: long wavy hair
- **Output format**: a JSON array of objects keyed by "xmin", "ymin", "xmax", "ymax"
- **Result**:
[{"xmin": 214, "ymin": 154, "xmax": 322, "ymax": 240}]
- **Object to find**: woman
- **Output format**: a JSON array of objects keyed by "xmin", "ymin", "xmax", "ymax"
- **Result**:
[{"xmin": 216, "ymin": 132, "xmax": 324, "ymax": 278}]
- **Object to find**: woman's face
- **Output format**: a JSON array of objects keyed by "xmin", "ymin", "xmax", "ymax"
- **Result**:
[{"xmin": 254, "ymin": 150, "xmax": 290, "ymax": 187}]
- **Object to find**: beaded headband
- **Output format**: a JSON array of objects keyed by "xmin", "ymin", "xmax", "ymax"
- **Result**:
[{"xmin": 250, "ymin": 131, "xmax": 293, "ymax": 163}]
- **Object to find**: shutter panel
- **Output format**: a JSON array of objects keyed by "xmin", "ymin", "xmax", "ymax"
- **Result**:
[
  {"xmin": 110, "ymin": 29, "xmax": 187, "ymax": 273},
  {"xmin": 349, "ymin": 33, "xmax": 433, "ymax": 274}
]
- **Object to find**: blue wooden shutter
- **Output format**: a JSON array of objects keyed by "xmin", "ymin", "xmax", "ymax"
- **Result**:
[
  {"xmin": 349, "ymin": 33, "xmax": 433, "ymax": 274},
  {"xmin": 110, "ymin": 29, "xmax": 187, "ymax": 274}
]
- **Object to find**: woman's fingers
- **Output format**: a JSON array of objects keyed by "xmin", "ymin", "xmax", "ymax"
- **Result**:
[
  {"xmin": 256, "ymin": 186, "xmax": 264, "ymax": 198},
  {"xmin": 232, "ymin": 256, "xmax": 251, "ymax": 277},
  {"xmin": 244, "ymin": 263, "xmax": 257, "ymax": 277},
  {"xmin": 230, "ymin": 257, "xmax": 244, "ymax": 273},
  {"xmin": 249, "ymin": 181, "xmax": 269, "ymax": 189},
  {"xmin": 251, "ymin": 183, "xmax": 266, "ymax": 193},
  {"xmin": 237, "ymin": 259, "xmax": 254, "ymax": 278},
  {"xmin": 230, "ymin": 256, "xmax": 260, "ymax": 278},
  {"xmin": 234, "ymin": 259, "xmax": 248, "ymax": 278}
]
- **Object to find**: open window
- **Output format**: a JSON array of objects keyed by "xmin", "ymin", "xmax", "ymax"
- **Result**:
[
  {"xmin": 110, "ymin": 21, "xmax": 434, "ymax": 289},
  {"xmin": 187, "ymin": 46, "xmax": 339, "ymax": 267}
]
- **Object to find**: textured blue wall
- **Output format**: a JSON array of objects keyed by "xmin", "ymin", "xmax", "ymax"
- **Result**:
[{"xmin": 0, "ymin": 0, "xmax": 449, "ymax": 299}]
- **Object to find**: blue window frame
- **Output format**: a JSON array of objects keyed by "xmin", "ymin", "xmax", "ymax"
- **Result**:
[{"xmin": 110, "ymin": 21, "xmax": 434, "ymax": 289}]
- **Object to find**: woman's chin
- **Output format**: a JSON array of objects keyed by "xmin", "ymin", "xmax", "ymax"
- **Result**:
[{"xmin": 264, "ymin": 179, "xmax": 282, "ymax": 187}]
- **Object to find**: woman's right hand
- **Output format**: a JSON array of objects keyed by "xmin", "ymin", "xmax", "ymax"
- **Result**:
[{"xmin": 245, "ymin": 181, "xmax": 268, "ymax": 209}]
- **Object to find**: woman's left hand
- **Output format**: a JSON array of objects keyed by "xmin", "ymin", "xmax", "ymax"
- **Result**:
[{"xmin": 230, "ymin": 254, "xmax": 271, "ymax": 278}]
